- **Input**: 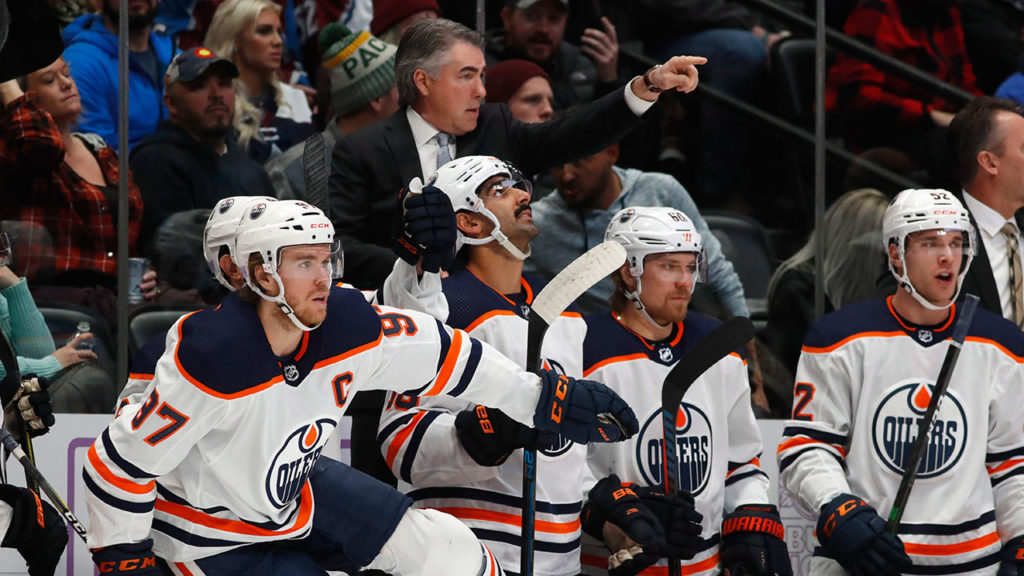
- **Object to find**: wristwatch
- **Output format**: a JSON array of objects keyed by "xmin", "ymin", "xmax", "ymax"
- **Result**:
[{"xmin": 643, "ymin": 65, "xmax": 663, "ymax": 94}]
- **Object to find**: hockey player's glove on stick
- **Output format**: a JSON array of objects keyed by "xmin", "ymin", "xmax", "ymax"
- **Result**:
[
  {"xmin": 818, "ymin": 494, "xmax": 911, "ymax": 576},
  {"xmin": 632, "ymin": 485, "xmax": 704, "ymax": 560},
  {"xmin": 0, "ymin": 483, "xmax": 68, "ymax": 576},
  {"xmin": 886, "ymin": 293, "xmax": 979, "ymax": 533},
  {"xmin": 998, "ymin": 536, "xmax": 1024, "ymax": 576},
  {"xmin": 720, "ymin": 504, "xmax": 792, "ymax": 576},
  {"xmin": 455, "ymin": 405, "xmax": 556, "ymax": 466},
  {"xmin": 582, "ymin": 475, "xmax": 664, "ymax": 547},
  {"xmin": 4, "ymin": 376, "xmax": 54, "ymax": 441},
  {"xmin": 533, "ymin": 370, "xmax": 637, "ymax": 444},
  {"xmin": 0, "ymin": 426, "xmax": 88, "ymax": 544},
  {"xmin": 395, "ymin": 177, "xmax": 457, "ymax": 273},
  {"xmin": 91, "ymin": 539, "xmax": 162, "ymax": 575},
  {"xmin": 0, "ymin": 321, "xmax": 39, "ymax": 492}
]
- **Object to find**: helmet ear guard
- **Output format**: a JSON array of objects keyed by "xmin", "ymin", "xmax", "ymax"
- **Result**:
[
  {"xmin": 882, "ymin": 188, "xmax": 976, "ymax": 311},
  {"xmin": 604, "ymin": 207, "xmax": 707, "ymax": 328},
  {"xmin": 232, "ymin": 200, "xmax": 341, "ymax": 331}
]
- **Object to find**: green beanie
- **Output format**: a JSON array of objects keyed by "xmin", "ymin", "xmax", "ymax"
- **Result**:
[{"xmin": 319, "ymin": 23, "xmax": 397, "ymax": 116}]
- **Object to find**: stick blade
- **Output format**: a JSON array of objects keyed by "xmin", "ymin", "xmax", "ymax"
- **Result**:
[
  {"xmin": 661, "ymin": 316, "xmax": 755, "ymax": 412},
  {"xmin": 531, "ymin": 241, "xmax": 626, "ymax": 324},
  {"xmin": 302, "ymin": 132, "xmax": 328, "ymax": 214}
]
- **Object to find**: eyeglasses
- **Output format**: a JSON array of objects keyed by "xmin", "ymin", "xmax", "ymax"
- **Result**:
[{"xmin": 478, "ymin": 178, "xmax": 533, "ymax": 200}]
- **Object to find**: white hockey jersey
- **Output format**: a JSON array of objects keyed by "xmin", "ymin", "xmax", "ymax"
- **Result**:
[
  {"xmin": 777, "ymin": 297, "xmax": 1024, "ymax": 575},
  {"xmin": 582, "ymin": 311, "xmax": 769, "ymax": 576},
  {"xmin": 84, "ymin": 288, "xmax": 547, "ymax": 562},
  {"xmin": 379, "ymin": 266, "xmax": 590, "ymax": 576}
]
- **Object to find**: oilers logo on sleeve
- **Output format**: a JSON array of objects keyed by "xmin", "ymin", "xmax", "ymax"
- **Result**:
[
  {"xmin": 635, "ymin": 403, "xmax": 713, "ymax": 496},
  {"xmin": 266, "ymin": 419, "xmax": 335, "ymax": 508},
  {"xmin": 872, "ymin": 381, "xmax": 967, "ymax": 479}
]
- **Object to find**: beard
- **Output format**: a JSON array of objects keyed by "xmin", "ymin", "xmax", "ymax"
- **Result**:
[{"xmin": 103, "ymin": 3, "xmax": 158, "ymax": 32}]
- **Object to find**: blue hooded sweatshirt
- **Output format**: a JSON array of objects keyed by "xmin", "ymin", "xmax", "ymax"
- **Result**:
[{"xmin": 62, "ymin": 13, "xmax": 174, "ymax": 152}]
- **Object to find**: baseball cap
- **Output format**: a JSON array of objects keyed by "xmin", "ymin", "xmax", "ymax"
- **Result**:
[
  {"xmin": 507, "ymin": 0, "xmax": 568, "ymax": 9},
  {"xmin": 165, "ymin": 47, "xmax": 239, "ymax": 87}
]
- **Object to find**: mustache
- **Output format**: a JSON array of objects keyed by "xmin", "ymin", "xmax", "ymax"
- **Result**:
[
  {"xmin": 527, "ymin": 33, "xmax": 553, "ymax": 45},
  {"xmin": 515, "ymin": 204, "xmax": 531, "ymax": 217}
]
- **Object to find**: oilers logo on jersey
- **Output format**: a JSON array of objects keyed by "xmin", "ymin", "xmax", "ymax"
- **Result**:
[
  {"xmin": 635, "ymin": 403, "xmax": 713, "ymax": 495},
  {"xmin": 871, "ymin": 381, "xmax": 967, "ymax": 479},
  {"xmin": 265, "ymin": 418, "xmax": 335, "ymax": 508}
]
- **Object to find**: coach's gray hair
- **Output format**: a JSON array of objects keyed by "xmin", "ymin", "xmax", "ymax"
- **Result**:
[
  {"xmin": 395, "ymin": 18, "xmax": 485, "ymax": 108},
  {"xmin": 767, "ymin": 188, "xmax": 890, "ymax": 309}
]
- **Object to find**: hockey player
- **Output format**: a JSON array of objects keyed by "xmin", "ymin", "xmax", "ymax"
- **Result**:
[
  {"xmin": 583, "ymin": 206, "xmax": 790, "ymax": 576},
  {"xmin": 378, "ymin": 156, "xmax": 678, "ymax": 576},
  {"xmin": 84, "ymin": 199, "xmax": 638, "ymax": 575},
  {"xmin": 777, "ymin": 188, "xmax": 1024, "ymax": 575}
]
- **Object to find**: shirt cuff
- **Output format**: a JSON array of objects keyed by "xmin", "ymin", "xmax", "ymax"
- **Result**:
[{"xmin": 623, "ymin": 79, "xmax": 656, "ymax": 116}]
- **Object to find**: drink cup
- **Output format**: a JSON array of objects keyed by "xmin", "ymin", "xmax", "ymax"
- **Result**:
[{"xmin": 128, "ymin": 257, "xmax": 150, "ymax": 304}]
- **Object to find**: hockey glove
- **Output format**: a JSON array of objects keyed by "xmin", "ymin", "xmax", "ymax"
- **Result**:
[
  {"xmin": 533, "ymin": 370, "xmax": 637, "ymax": 444},
  {"xmin": 633, "ymin": 485, "xmax": 705, "ymax": 560},
  {"xmin": 92, "ymin": 540, "xmax": 162, "ymax": 575},
  {"xmin": 395, "ymin": 178, "xmax": 457, "ymax": 273},
  {"xmin": 583, "ymin": 475, "xmax": 664, "ymax": 548},
  {"xmin": 817, "ymin": 493, "xmax": 911, "ymax": 576},
  {"xmin": 4, "ymin": 376, "xmax": 54, "ymax": 441},
  {"xmin": 454, "ymin": 405, "xmax": 555, "ymax": 466},
  {"xmin": 720, "ymin": 504, "xmax": 792, "ymax": 576},
  {"xmin": 0, "ymin": 484, "xmax": 68, "ymax": 576},
  {"xmin": 997, "ymin": 536, "xmax": 1024, "ymax": 575}
]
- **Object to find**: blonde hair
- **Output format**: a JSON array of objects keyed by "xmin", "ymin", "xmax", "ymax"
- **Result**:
[
  {"xmin": 204, "ymin": 0, "xmax": 283, "ymax": 151},
  {"xmin": 767, "ymin": 188, "xmax": 890, "ymax": 309}
]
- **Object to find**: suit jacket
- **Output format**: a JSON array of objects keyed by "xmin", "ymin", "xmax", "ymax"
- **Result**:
[
  {"xmin": 328, "ymin": 86, "xmax": 650, "ymax": 289},
  {"xmin": 957, "ymin": 190, "xmax": 1024, "ymax": 318}
]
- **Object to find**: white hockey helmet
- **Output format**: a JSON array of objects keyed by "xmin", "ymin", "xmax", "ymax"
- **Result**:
[
  {"xmin": 883, "ymin": 188, "xmax": 975, "ymax": 311},
  {"xmin": 420, "ymin": 155, "xmax": 534, "ymax": 260},
  {"xmin": 204, "ymin": 196, "xmax": 277, "ymax": 290},
  {"xmin": 233, "ymin": 200, "xmax": 342, "ymax": 331},
  {"xmin": 604, "ymin": 207, "xmax": 707, "ymax": 328}
]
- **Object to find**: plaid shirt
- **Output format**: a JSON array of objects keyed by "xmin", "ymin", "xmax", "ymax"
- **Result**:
[
  {"xmin": 0, "ymin": 92, "xmax": 143, "ymax": 280},
  {"xmin": 826, "ymin": 0, "xmax": 982, "ymax": 130}
]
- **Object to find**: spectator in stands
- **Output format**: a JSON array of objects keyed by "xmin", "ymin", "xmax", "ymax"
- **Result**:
[
  {"xmin": 130, "ymin": 47, "xmax": 274, "ymax": 257},
  {"xmin": 267, "ymin": 23, "xmax": 399, "ymax": 201},
  {"xmin": 483, "ymin": 58, "xmax": 554, "ymax": 124},
  {"xmin": 205, "ymin": 0, "xmax": 316, "ymax": 164},
  {"xmin": 62, "ymin": 0, "xmax": 173, "ymax": 151},
  {"xmin": 947, "ymin": 96, "xmax": 1024, "ymax": 326},
  {"xmin": 638, "ymin": 0, "xmax": 784, "ymax": 208},
  {"xmin": 371, "ymin": 0, "xmax": 441, "ymax": 46},
  {"xmin": 329, "ymin": 17, "xmax": 704, "ymax": 289},
  {"xmin": 827, "ymin": 0, "xmax": 983, "ymax": 182},
  {"xmin": 0, "ymin": 260, "xmax": 116, "ymax": 413},
  {"xmin": 995, "ymin": 55, "xmax": 1024, "ymax": 107},
  {"xmin": 486, "ymin": 0, "xmax": 620, "ymax": 109},
  {"xmin": 0, "ymin": 57, "xmax": 158, "ymax": 326},
  {"xmin": 764, "ymin": 187, "xmax": 890, "ymax": 378},
  {"xmin": 960, "ymin": 0, "xmax": 1024, "ymax": 94}
]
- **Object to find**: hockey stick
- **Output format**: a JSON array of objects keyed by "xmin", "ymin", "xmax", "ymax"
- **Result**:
[
  {"xmin": 521, "ymin": 240, "xmax": 627, "ymax": 576},
  {"xmin": 885, "ymin": 293, "xmax": 979, "ymax": 534},
  {"xmin": 0, "ymin": 425, "xmax": 88, "ymax": 543},
  {"xmin": 0, "ymin": 320, "xmax": 38, "ymax": 493},
  {"xmin": 661, "ymin": 316, "xmax": 755, "ymax": 576},
  {"xmin": 302, "ymin": 132, "xmax": 329, "ymax": 215}
]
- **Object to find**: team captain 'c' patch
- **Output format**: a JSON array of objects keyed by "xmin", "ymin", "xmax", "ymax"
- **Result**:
[{"xmin": 871, "ymin": 380, "xmax": 967, "ymax": 479}]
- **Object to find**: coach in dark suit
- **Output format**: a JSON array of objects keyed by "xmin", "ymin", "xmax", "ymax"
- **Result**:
[
  {"xmin": 948, "ymin": 96, "xmax": 1024, "ymax": 325},
  {"xmin": 328, "ymin": 17, "xmax": 706, "ymax": 289}
]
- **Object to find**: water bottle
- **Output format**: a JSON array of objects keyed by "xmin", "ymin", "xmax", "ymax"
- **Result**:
[{"xmin": 69, "ymin": 321, "xmax": 95, "ymax": 351}]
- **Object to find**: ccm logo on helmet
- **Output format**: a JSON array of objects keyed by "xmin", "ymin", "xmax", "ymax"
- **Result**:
[
  {"xmin": 932, "ymin": 210, "xmax": 958, "ymax": 215},
  {"xmin": 310, "ymin": 223, "xmax": 330, "ymax": 229}
]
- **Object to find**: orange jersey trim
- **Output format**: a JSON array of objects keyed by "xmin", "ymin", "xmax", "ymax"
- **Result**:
[
  {"xmin": 776, "ymin": 436, "xmax": 846, "ymax": 458},
  {"xmin": 965, "ymin": 335, "xmax": 1024, "ymax": 363},
  {"xmin": 988, "ymin": 458, "xmax": 1024, "ymax": 475},
  {"xmin": 128, "ymin": 373, "xmax": 155, "ymax": 381},
  {"xmin": 801, "ymin": 331, "xmax": 906, "ymax": 354},
  {"xmin": 174, "ymin": 563, "xmax": 196, "ymax": 576},
  {"xmin": 88, "ymin": 443, "xmax": 156, "ymax": 495},
  {"xmin": 385, "ymin": 412, "xmax": 427, "ymax": 470},
  {"xmin": 434, "ymin": 506, "xmax": 581, "ymax": 534},
  {"xmin": 581, "ymin": 551, "xmax": 720, "ymax": 575},
  {"xmin": 727, "ymin": 458, "xmax": 761, "ymax": 477},
  {"xmin": 903, "ymin": 531, "xmax": 1000, "ymax": 556},
  {"xmin": 584, "ymin": 353, "xmax": 649, "ymax": 378},
  {"xmin": 154, "ymin": 482, "xmax": 313, "ymax": 537},
  {"xmin": 464, "ymin": 310, "xmax": 518, "ymax": 334},
  {"xmin": 424, "ymin": 329, "xmax": 464, "ymax": 397}
]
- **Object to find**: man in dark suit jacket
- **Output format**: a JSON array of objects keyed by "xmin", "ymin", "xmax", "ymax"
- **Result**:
[
  {"xmin": 328, "ymin": 17, "xmax": 705, "ymax": 289},
  {"xmin": 948, "ymin": 96, "xmax": 1024, "ymax": 324}
]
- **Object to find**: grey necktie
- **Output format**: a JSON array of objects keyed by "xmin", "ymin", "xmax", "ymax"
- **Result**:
[
  {"xmin": 1000, "ymin": 222, "xmax": 1024, "ymax": 328},
  {"xmin": 435, "ymin": 132, "xmax": 452, "ymax": 170}
]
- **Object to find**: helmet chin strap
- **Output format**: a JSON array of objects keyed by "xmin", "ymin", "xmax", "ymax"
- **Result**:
[
  {"xmin": 891, "ymin": 255, "xmax": 957, "ymax": 312},
  {"xmin": 250, "ymin": 269, "xmax": 323, "ymax": 332},
  {"xmin": 460, "ymin": 205, "xmax": 531, "ymax": 261},
  {"xmin": 623, "ymin": 276, "xmax": 672, "ymax": 331}
]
